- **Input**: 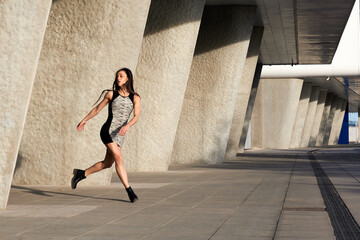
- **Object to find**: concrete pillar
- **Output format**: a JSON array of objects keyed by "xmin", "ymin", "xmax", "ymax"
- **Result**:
[
  {"xmin": 239, "ymin": 64, "xmax": 263, "ymax": 152},
  {"xmin": 323, "ymin": 96, "xmax": 340, "ymax": 145},
  {"xmin": 329, "ymin": 100, "xmax": 347, "ymax": 145},
  {"xmin": 171, "ymin": 6, "xmax": 256, "ymax": 164},
  {"xmin": 328, "ymin": 98, "xmax": 343, "ymax": 145},
  {"xmin": 316, "ymin": 93, "xmax": 334, "ymax": 146},
  {"xmin": 0, "ymin": 0, "xmax": 52, "ymax": 209},
  {"xmin": 309, "ymin": 90, "xmax": 328, "ymax": 146},
  {"xmin": 224, "ymin": 27, "xmax": 263, "ymax": 161},
  {"xmin": 251, "ymin": 78, "xmax": 304, "ymax": 149},
  {"xmin": 300, "ymin": 86, "xmax": 321, "ymax": 147},
  {"xmin": 289, "ymin": 82, "xmax": 312, "ymax": 148},
  {"xmin": 13, "ymin": 0, "xmax": 151, "ymax": 185},
  {"xmin": 123, "ymin": 0, "xmax": 205, "ymax": 171},
  {"xmin": 338, "ymin": 105, "xmax": 350, "ymax": 144},
  {"xmin": 336, "ymin": 100, "xmax": 347, "ymax": 144}
]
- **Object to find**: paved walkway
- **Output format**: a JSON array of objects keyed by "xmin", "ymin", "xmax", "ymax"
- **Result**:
[{"xmin": 1, "ymin": 146, "xmax": 360, "ymax": 239}]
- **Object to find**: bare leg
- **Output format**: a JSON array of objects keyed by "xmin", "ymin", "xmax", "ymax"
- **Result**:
[
  {"xmin": 107, "ymin": 142, "xmax": 130, "ymax": 188},
  {"xmin": 84, "ymin": 148, "xmax": 114, "ymax": 177}
]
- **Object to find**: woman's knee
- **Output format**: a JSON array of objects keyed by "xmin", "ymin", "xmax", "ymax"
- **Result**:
[{"xmin": 114, "ymin": 154, "xmax": 124, "ymax": 166}]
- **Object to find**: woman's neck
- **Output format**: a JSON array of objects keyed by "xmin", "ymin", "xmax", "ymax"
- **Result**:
[{"xmin": 119, "ymin": 87, "xmax": 128, "ymax": 93}]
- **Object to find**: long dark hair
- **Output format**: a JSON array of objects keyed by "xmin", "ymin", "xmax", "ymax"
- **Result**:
[{"xmin": 93, "ymin": 68, "xmax": 138, "ymax": 106}]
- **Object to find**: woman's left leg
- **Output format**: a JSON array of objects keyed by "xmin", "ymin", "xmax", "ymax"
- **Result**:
[
  {"xmin": 72, "ymin": 148, "xmax": 114, "ymax": 189},
  {"xmin": 84, "ymin": 148, "xmax": 114, "ymax": 177}
]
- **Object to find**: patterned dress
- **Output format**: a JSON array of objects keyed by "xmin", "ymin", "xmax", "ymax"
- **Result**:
[{"xmin": 100, "ymin": 90, "xmax": 134, "ymax": 147}]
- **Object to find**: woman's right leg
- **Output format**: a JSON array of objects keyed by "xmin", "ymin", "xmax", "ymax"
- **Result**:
[
  {"xmin": 106, "ymin": 142, "xmax": 129, "ymax": 188},
  {"xmin": 84, "ymin": 148, "xmax": 114, "ymax": 177}
]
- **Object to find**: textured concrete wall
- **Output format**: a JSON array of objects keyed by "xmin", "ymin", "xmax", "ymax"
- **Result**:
[
  {"xmin": 300, "ymin": 86, "xmax": 321, "ymax": 147},
  {"xmin": 309, "ymin": 90, "xmax": 328, "ymax": 146},
  {"xmin": 225, "ymin": 27, "xmax": 263, "ymax": 160},
  {"xmin": 252, "ymin": 79, "xmax": 304, "ymax": 149},
  {"xmin": 0, "ymin": 0, "xmax": 52, "ymax": 209},
  {"xmin": 123, "ymin": 0, "xmax": 205, "ymax": 171},
  {"xmin": 251, "ymin": 79, "xmax": 264, "ymax": 149},
  {"xmin": 323, "ymin": 96, "xmax": 339, "ymax": 145},
  {"xmin": 316, "ymin": 93, "xmax": 335, "ymax": 146},
  {"xmin": 329, "ymin": 99, "xmax": 347, "ymax": 145},
  {"xmin": 171, "ymin": 6, "xmax": 256, "ymax": 164},
  {"xmin": 13, "ymin": 0, "xmax": 150, "ymax": 185},
  {"xmin": 289, "ymin": 82, "xmax": 312, "ymax": 148},
  {"xmin": 239, "ymin": 64, "xmax": 263, "ymax": 152}
]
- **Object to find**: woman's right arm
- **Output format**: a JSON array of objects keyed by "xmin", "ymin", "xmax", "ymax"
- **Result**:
[{"xmin": 77, "ymin": 91, "xmax": 113, "ymax": 131}]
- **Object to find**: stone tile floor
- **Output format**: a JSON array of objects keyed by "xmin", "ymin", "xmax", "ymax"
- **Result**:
[{"xmin": 1, "ymin": 146, "xmax": 359, "ymax": 239}]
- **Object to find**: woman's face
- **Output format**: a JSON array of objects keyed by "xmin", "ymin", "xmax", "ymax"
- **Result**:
[{"xmin": 117, "ymin": 70, "xmax": 128, "ymax": 87}]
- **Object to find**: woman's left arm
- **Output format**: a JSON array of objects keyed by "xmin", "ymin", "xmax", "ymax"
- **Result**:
[{"xmin": 118, "ymin": 95, "xmax": 141, "ymax": 136}]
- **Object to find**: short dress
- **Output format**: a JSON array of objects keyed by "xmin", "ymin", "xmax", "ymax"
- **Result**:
[{"xmin": 100, "ymin": 90, "xmax": 135, "ymax": 147}]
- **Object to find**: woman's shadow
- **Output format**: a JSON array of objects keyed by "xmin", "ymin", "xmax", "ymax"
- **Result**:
[{"xmin": 11, "ymin": 185, "xmax": 129, "ymax": 203}]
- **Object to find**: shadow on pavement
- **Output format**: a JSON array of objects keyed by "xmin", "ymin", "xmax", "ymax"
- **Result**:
[{"xmin": 11, "ymin": 185, "xmax": 129, "ymax": 203}]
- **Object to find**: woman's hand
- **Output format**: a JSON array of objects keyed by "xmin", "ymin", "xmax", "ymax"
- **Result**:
[
  {"xmin": 77, "ymin": 120, "xmax": 87, "ymax": 131},
  {"xmin": 119, "ymin": 124, "xmax": 130, "ymax": 136}
]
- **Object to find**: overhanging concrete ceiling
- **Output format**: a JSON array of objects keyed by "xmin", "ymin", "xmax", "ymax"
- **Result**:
[{"xmin": 206, "ymin": 0, "xmax": 355, "ymax": 65}]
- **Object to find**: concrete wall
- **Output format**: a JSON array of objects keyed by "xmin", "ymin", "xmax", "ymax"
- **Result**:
[
  {"xmin": 309, "ymin": 90, "xmax": 327, "ymax": 146},
  {"xmin": 329, "ymin": 100, "xmax": 347, "ymax": 145},
  {"xmin": 289, "ymin": 82, "xmax": 312, "ymax": 148},
  {"xmin": 0, "ymin": 0, "xmax": 52, "ymax": 209},
  {"xmin": 322, "ymin": 96, "xmax": 339, "ymax": 145},
  {"xmin": 224, "ymin": 27, "xmax": 263, "ymax": 161},
  {"xmin": 239, "ymin": 64, "xmax": 263, "ymax": 153},
  {"xmin": 251, "ymin": 78, "xmax": 304, "ymax": 149},
  {"xmin": 316, "ymin": 93, "xmax": 334, "ymax": 146},
  {"xmin": 171, "ymin": 6, "xmax": 256, "ymax": 164},
  {"xmin": 300, "ymin": 86, "xmax": 321, "ymax": 147},
  {"xmin": 13, "ymin": 0, "xmax": 151, "ymax": 185},
  {"xmin": 124, "ymin": 0, "xmax": 205, "ymax": 171}
]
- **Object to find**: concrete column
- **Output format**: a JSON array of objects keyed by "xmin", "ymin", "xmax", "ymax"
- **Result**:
[
  {"xmin": 224, "ymin": 27, "xmax": 263, "ymax": 161},
  {"xmin": 323, "ymin": 96, "xmax": 340, "ymax": 145},
  {"xmin": 316, "ymin": 93, "xmax": 334, "ymax": 146},
  {"xmin": 171, "ymin": 6, "xmax": 256, "ymax": 164},
  {"xmin": 336, "ymin": 100, "xmax": 347, "ymax": 143},
  {"xmin": 309, "ymin": 90, "xmax": 327, "ymax": 146},
  {"xmin": 328, "ymin": 98, "xmax": 343, "ymax": 145},
  {"xmin": 239, "ymin": 64, "xmax": 263, "ymax": 152},
  {"xmin": 300, "ymin": 86, "xmax": 321, "ymax": 147},
  {"xmin": 13, "ymin": 0, "xmax": 151, "ymax": 185},
  {"xmin": 251, "ymin": 78, "xmax": 304, "ymax": 149},
  {"xmin": 0, "ymin": 0, "xmax": 52, "ymax": 209},
  {"xmin": 330, "ymin": 100, "xmax": 347, "ymax": 145},
  {"xmin": 289, "ymin": 82, "xmax": 312, "ymax": 148},
  {"xmin": 123, "ymin": 0, "xmax": 205, "ymax": 171}
]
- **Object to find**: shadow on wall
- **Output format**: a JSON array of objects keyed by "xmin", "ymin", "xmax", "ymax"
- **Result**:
[
  {"xmin": 14, "ymin": 153, "xmax": 23, "ymax": 172},
  {"xmin": 143, "ymin": 0, "xmax": 205, "ymax": 37},
  {"xmin": 144, "ymin": 2, "xmax": 258, "ymax": 58},
  {"xmin": 203, "ymin": 119, "xmax": 234, "ymax": 164},
  {"xmin": 194, "ymin": 5, "xmax": 257, "ymax": 56}
]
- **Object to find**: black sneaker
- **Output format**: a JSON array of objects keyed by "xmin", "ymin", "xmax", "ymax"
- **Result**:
[
  {"xmin": 126, "ymin": 186, "xmax": 138, "ymax": 202},
  {"xmin": 71, "ymin": 169, "xmax": 86, "ymax": 189}
]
